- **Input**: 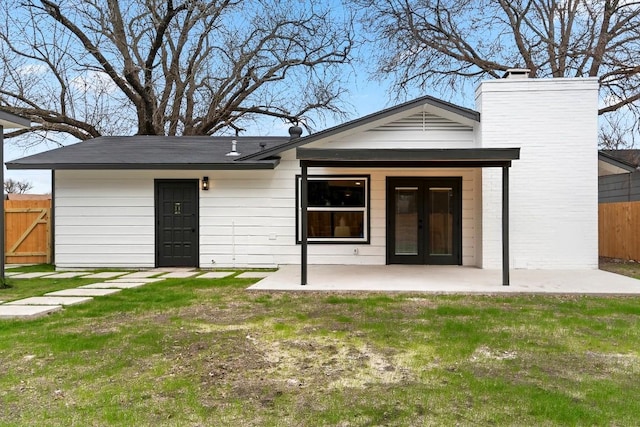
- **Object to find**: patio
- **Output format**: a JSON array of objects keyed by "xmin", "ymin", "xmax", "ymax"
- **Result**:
[{"xmin": 248, "ymin": 265, "xmax": 640, "ymax": 294}]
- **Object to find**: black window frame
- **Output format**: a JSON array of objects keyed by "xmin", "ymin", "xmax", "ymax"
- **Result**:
[{"xmin": 295, "ymin": 175, "xmax": 371, "ymax": 244}]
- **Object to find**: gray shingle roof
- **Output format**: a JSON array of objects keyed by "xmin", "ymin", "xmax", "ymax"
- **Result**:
[{"xmin": 6, "ymin": 136, "xmax": 288, "ymax": 170}]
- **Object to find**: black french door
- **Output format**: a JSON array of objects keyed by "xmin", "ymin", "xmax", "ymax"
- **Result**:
[{"xmin": 387, "ymin": 177, "xmax": 462, "ymax": 265}]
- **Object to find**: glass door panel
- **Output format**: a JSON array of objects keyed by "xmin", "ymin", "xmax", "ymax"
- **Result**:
[
  {"xmin": 394, "ymin": 187, "xmax": 419, "ymax": 255},
  {"xmin": 387, "ymin": 177, "xmax": 461, "ymax": 265},
  {"xmin": 428, "ymin": 188, "xmax": 453, "ymax": 256}
]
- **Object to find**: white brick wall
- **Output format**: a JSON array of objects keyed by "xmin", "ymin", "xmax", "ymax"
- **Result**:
[{"xmin": 476, "ymin": 78, "xmax": 599, "ymax": 269}]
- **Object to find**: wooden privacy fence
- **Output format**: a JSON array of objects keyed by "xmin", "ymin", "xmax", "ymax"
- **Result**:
[
  {"xmin": 4, "ymin": 199, "xmax": 51, "ymax": 264},
  {"xmin": 599, "ymin": 201, "xmax": 640, "ymax": 261}
]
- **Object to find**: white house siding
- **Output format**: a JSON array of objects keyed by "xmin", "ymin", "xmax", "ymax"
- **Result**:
[
  {"xmin": 261, "ymin": 151, "xmax": 479, "ymax": 267},
  {"xmin": 55, "ymin": 170, "xmax": 157, "ymax": 268},
  {"xmin": 54, "ymin": 154, "xmax": 480, "ymax": 268},
  {"xmin": 476, "ymin": 78, "xmax": 599, "ymax": 269}
]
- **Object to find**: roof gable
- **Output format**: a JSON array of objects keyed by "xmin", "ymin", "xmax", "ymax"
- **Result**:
[{"xmin": 239, "ymin": 94, "xmax": 479, "ymax": 161}]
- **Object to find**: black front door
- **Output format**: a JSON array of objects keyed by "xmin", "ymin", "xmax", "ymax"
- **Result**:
[
  {"xmin": 155, "ymin": 180, "xmax": 199, "ymax": 267},
  {"xmin": 387, "ymin": 177, "xmax": 462, "ymax": 265}
]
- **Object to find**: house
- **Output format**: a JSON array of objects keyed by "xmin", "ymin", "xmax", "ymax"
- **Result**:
[
  {"xmin": 598, "ymin": 150, "xmax": 639, "ymax": 203},
  {"xmin": 6, "ymin": 72, "xmax": 600, "ymax": 285}
]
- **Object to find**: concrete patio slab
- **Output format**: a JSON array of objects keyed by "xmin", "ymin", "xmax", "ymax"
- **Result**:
[
  {"xmin": 0, "ymin": 305, "xmax": 62, "ymax": 319},
  {"xmin": 237, "ymin": 271, "xmax": 273, "ymax": 279},
  {"xmin": 42, "ymin": 272, "xmax": 89, "ymax": 279},
  {"xmin": 248, "ymin": 265, "xmax": 640, "ymax": 294},
  {"xmin": 45, "ymin": 288, "xmax": 121, "ymax": 297},
  {"xmin": 83, "ymin": 272, "xmax": 128, "ymax": 279},
  {"xmin": 80, "ymin": 282, "xmax": 148, "ymax": 289},
  {"xmin": 158, "ymin": 271, "xmax": 199, "ymax": 279},
  {"xmin": 198, "ymin": 272, "xmax": 234, "ymax": 279},
  {"xmin": 6, "ymin": 296, "xmax": 93, "ymax": 306},
  {"xmin": 120, "ymin": 271, "xmax": 163, "ymax": 278},
  {"xmin": 10, "ymin": 272, "xmax": 54, "ymax": 279}
]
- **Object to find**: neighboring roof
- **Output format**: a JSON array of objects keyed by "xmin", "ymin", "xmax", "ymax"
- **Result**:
[
  {"xmin": 239, "ymin": 94, "xmax": 481, "ymax": 162},
  {"xmin": 598, "ymin": 151, "xmax": 637, "ymax": 176},
  {"xmin": 297, "ymin": 147, "xmax": 520, "ymax": 168},
  {"xmin": 6, "ymin": 136, "xmax": 288, "ymax": 170},
  {"xmin": 0, "ymin": 110, "xmax": 30, "ymax": 129},
  {"xmin": 600, "ymin": 150, "xmax": 640, "ymax": 167}
]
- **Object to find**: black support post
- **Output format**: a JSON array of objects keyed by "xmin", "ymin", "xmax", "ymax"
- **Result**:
[
  {"xmin": 502, "ymin": 165, "xmax": 510, "ymax": 286},
  {"xmin": 301, "ymin": 161, "xmax": 308, "ymax": 285}
]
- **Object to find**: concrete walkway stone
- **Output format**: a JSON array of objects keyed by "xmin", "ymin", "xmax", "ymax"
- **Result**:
[
  {"xmin": 158, "ymin": 271, "xmax": 199, "ymax": 279},
  {"xmin": 120, "ymin": 271, "xmax": 163, "ymax": 278},
  {"xmin": 103, "ymin": 278, "xmax": 163, "ymax": 284},
  {"xmin": 237, "ymin": 271, "xmax": 272, "ymax": 279},
  {"xmin": 11, "ymin": 272, "xmax": 54, "ymax": 279},
  {"xmin": 83, "ymin": 272, "xmax": 128, "ymax": 279},
  {"xmin": 7, "ymin": 296, "xmax": 93, "ymax": 306},
  {"xmin": 198, "ymin": 272, "xmax": 234, "ymax": 279},
  {"xmin": 80, "ymin": 282, "xmax": 148, "ymax": 289},
  {"xmin": 46, "ymin": 288, "xmax": 121, "ymax": 297},
  {"xmin": 43, "ymin": 272, "xmax": 89, "ymax": 279},
  {"xmin": 0, "ymin": 305, "xmax": 62, "ymax": 319}
]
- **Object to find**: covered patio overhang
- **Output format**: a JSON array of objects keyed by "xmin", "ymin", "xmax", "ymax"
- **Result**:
[{"xmin": 297, "ymin": 147, "xmax": 521, "ymax": 287}]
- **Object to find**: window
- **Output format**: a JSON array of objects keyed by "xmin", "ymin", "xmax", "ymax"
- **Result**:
[{"xmin": 297, "ymin": 176, "xmax": 369, "ymax": 243}]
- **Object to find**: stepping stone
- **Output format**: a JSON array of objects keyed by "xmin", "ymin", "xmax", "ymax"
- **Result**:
[
  {"xmin": 42, "ymin": 272, "xmax": 89, "ymax": 279},
  {"xmin": 158, "ymin": 271, "xmax": 198, "ymax": 279},
  {"xmin": 83, "ymin": 272, "xmax": 128, "ymax": 279},
  {"xmin": 4, "ymin": 272, "xmax": 20, "ymax": 277},
  {"xmin": 45, "ymin": 288, "xmax": 121, "ymax": 297},
  {"xmin": 0, "ymin": 305, "xmax": 62, "ymax": 319},
  {"xmin": 10, "ymin": 272, "xmax": 53, "ymax": 279},
  {"xmin": 7, "ymin": 296, "xmax": 93, "ymax": 306},
  {"xmin": 103, "ymin": 278, "xmax": 163, "ymax": 284},
  {"xmin": 236, "ymin": 272, "xmax": 272, "ymax": 279},
  {"xmin": 80, "ymin": 282, "xmax": 148, "ymax": 289},
  {"xmin": 198, "ymin": 272, "xmax": 234, "ymax": 279},
  {"xmin": 120, "ymin": 271, "xmax": 162, "ymax": 278}
]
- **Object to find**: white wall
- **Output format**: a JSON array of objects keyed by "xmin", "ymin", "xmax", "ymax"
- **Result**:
[
  {"xmin": 476, "ymin": 78, "xmax": 599, "ymax": 269},
  {"xmin": 54, "ymin": 155, "xmax": 480, "ymax": 268},
  {"xmin": 55, "ymin": 170, "xmax": 157, "ymax": 268}
]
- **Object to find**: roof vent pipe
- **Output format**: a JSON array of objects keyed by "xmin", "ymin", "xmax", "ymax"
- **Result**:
[
  {"xmin": 289, "ymin": 125, "xmax": 303, "ymax": 139},
  {"xmin": 226, "ymin": 139, "xmax": 240, "ymax": 156},
  {"xmin": 502, "ymin": 68, "xmax": 531, "ymax": 79}
]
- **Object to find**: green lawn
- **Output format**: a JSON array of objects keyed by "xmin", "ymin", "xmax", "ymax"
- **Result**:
[{"xmin": 1, "ymin": 270, "xmax": 639, "ymax": 426}]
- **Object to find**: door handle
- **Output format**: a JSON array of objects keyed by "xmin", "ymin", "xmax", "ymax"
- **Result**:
[{"xmin": 418, "ymin": 218, "xmax": 423, "ymax": 230}]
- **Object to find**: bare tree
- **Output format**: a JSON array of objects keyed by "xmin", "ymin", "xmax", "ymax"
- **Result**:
[
  {"xmin": 357, "ymin": 0, "xmax": 640, "ymax": 144},
  {"xmin": 0, "ymin": 0, "xmax": 353, "ymax": 143},
  {"xmin": 4, "ymin": 178, "xmax": 33, "ymax": 194}
]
